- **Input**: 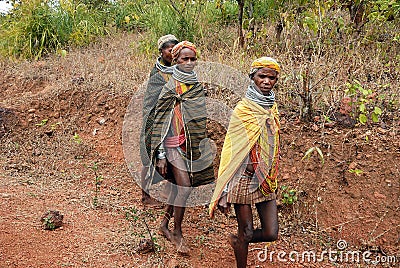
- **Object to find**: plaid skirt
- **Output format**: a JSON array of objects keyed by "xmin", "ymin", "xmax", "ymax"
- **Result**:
[{"xmin": 227, "ymin": 173, "xmax": 276, "ymax": 205}]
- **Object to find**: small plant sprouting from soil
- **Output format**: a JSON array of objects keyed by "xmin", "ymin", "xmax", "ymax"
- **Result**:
[
  {"xmin": 72, "ymin": 133, "xmax": 82, "ymax": 144},
  {"xmin": 302, "ymin": 146, "xmax": 325, "ymax": 165},
  {"xmin": 345, "ymin": 80, "xmax": 383, "ymax": 125},
  {"xmin": 50, "ymin": 122, "xmax": 61, "ymax": 131},
  {"xmin": 280, "ymin": 185, "xmax": 298, "ymax": 206},
  {"xmin": 90, "ymin": 162, "xmax": 103, "ymax": 209},
  {"xmin": 348, "ymin": 169, "xmax": 363, "ymax": 176},
  {"xmin": 194, "ymin": 235, "xmax": 206, "ymax": 247},
  {"xmin": 35, "ymin": 119, "xmax": 48, "ymax": 127},
  {"xmin": 124, "ymin": 206, "xmax": 162, "ymax": 256},
  {"xmin": 40, "ymin": 210, "xmax": 63, "ymax": 230}
]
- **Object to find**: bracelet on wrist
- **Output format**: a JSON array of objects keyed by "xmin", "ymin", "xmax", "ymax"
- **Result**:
[{"xmin": 157, "ymin": 151, "xmax": 166, "ymax": 159}]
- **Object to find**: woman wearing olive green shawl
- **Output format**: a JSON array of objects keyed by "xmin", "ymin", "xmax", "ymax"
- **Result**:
[
  {"xmin": 140, "ymin": 34, "xmax": 179, "ymax": 205},
  {"xmin": 209, "ymin": 57, "xmax": 281, "ymax": 268},
  {"xmin": 150, "ymin": 41, "xmax": 214, "ymax": 254}
]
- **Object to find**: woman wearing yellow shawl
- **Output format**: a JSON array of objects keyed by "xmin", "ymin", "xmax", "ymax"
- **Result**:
[{"xmin": 209, "ymin": 57, "xmax": 281, "ymax": 268}]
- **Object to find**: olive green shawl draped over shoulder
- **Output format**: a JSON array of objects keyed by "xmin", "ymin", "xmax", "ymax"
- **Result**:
[
  {"xmin": 140, "ymin": 67, "xmax": 168, "ymax": 166},
  {"xmin": 149, "ymin": 78, "xmax": 215, "ymax": 187}
]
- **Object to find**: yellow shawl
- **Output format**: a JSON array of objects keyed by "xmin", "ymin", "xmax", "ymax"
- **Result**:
[{"xmin": 209, "ymin": 98, "xmax": 280, "ymax": 217}]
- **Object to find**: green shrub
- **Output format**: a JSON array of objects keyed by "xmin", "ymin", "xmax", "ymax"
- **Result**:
[{"xmin": 0, "ymin": 0, "xmax": 111, "ymax": 59}]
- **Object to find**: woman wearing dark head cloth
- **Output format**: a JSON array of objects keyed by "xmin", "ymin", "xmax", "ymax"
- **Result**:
[
  {"xmin": 149, "ymin": 41, "xmax": 214, "ymax": 254},
  {"xmin": 140, "ymin": 34, "xmax": 179, "ymax": 205},
  {"xmin": 209, "ymin": 57, "xmax": 281, "ymax": 268}
]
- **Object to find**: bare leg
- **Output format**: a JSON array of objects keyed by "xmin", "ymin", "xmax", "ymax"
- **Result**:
[
  {"xmin": 230, "ymin": 200, "xmax": 278, "ymax": 268},
  {"xmin": 252, "ymin": 200, "xmax": 278, "ymax": 243},
  {"xmin": 169, "ymin": 164, "xmax": 191, "ymax": 254},
  {"xmin": 141, "ymin": 166, "xmax": 161, "ymax": 206},
  {"xmin": 160, "ymin": 204, "xmax": 174, "ymax": 240},
  {"xmin": 230, "ymin": 204, "xmax": 253, "ymax": 268},
  {"xmin": 159, "ymin": 184, "xmax": 177, "ymax": 241},
  {"xmin": 140, "ymin": 166, "xmax": 151, "ymax": 203}
]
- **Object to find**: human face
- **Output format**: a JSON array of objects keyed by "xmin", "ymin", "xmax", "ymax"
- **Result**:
[
  {"xmin": 160, "ymin": 43, "xmax": 175, "ymax": 66},
  {"xmin": 252, "ymin": 67, "xmax": 278, "ymax": 95},
  {"xmin": 176, "ymin": 48, "xmax": 197, "ymax": 73}
]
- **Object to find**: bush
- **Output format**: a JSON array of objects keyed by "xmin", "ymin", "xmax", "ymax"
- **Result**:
[{"xmin": 0, "ymin": 0, "xmax": 111, "ymax": 59}]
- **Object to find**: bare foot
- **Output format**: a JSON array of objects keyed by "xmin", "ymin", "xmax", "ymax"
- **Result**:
[
  {"xmin": 159, "ymin": 225, "xmax": 172, "ymax": 241},
  {"xmin": 170, "ymin": 233, "xmax": 190, "ymax": 255}
]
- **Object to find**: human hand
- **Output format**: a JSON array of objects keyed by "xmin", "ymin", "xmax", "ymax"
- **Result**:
[
  {"xmin": 156, "ymin": 158, "xmax": 167, "ymax": 177},
  {"xmin": 217, "ymin": 194, "xmax": 230, "ymax": 215}
]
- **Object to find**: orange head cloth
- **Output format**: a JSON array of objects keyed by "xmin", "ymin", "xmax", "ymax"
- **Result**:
[{"xmin": 171, "ymin": 41, "xmax": 197, "ymax": 61}]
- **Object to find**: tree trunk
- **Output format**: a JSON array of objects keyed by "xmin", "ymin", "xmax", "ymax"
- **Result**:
[
  {"xmin": 300, "ymin": 68, "xmax": 313, "ymax": 122},
  {"xmin": 275, "ymin": 21, "xmax": 284, "ymax": 42},
  {"xmin": 341, "ymin": 0, "xmax": 367, "ymax": 30},
  {"xmin": 237, "ymin": 0, "xmax": 245, "ymax": 48},
  {"xmin": 349, "ymin": 1, "xmax": 366, "ymax": 29}
]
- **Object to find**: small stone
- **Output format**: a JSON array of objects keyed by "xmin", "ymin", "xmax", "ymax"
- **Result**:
[
  {"xmin": 97, "ymin": 117, "xmax": 107, "ymax": 125},
  {"xmin": 97, "ymin": 56, "xmax": 105, "ymax": 63},
  {"xmin": 109, "ymin": 190, "xmax": 119, "ymax": 196},
  {"xmin": 166, "ymin": 258, "xmax": 179, "ymax": 268},
  {"xmin": 373, "ymin": 192, "xmax": 386, "ymax": 199},
  {"xmin": 377, "ymin": 127, "xmax": 387, "ymax": 134},
  {"xmin": 51, "ymin": 112, "xmax": 60, "ymax": 118},
  {"xmin": 348, "ymin": 162, "xmax": 357, "ymax": 170},
  {"xmin": 28, "ymin": 109, "xmax": 36, "ymax": 113},
  {"xmin": 324, "ymin": 122, "xmax": 336, "ymax": 128},
  {"xmin": 136, "ymin": 238, "xmax": 154, "ymax": 254}
]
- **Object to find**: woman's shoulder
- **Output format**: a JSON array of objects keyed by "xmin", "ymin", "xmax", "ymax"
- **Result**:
[{"xmin": 149, "ymin": 65, "xmax": 158, "ymax": 76}]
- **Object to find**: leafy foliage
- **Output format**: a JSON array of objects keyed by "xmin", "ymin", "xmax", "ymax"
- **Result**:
[
  {"xmin": 0, "ymin": 0, "xmax": 111, "ymax": 59},
  {"xmin": 280, "ymin": 185, "xmax": 298, "ymax": 205},
  {"xmin": 1, "ymin": 0, "xmax": 399, "ymax": 59},
  {"xmin": 345, "ymin": 80, "xmax": 383, "ymax": 125}
]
